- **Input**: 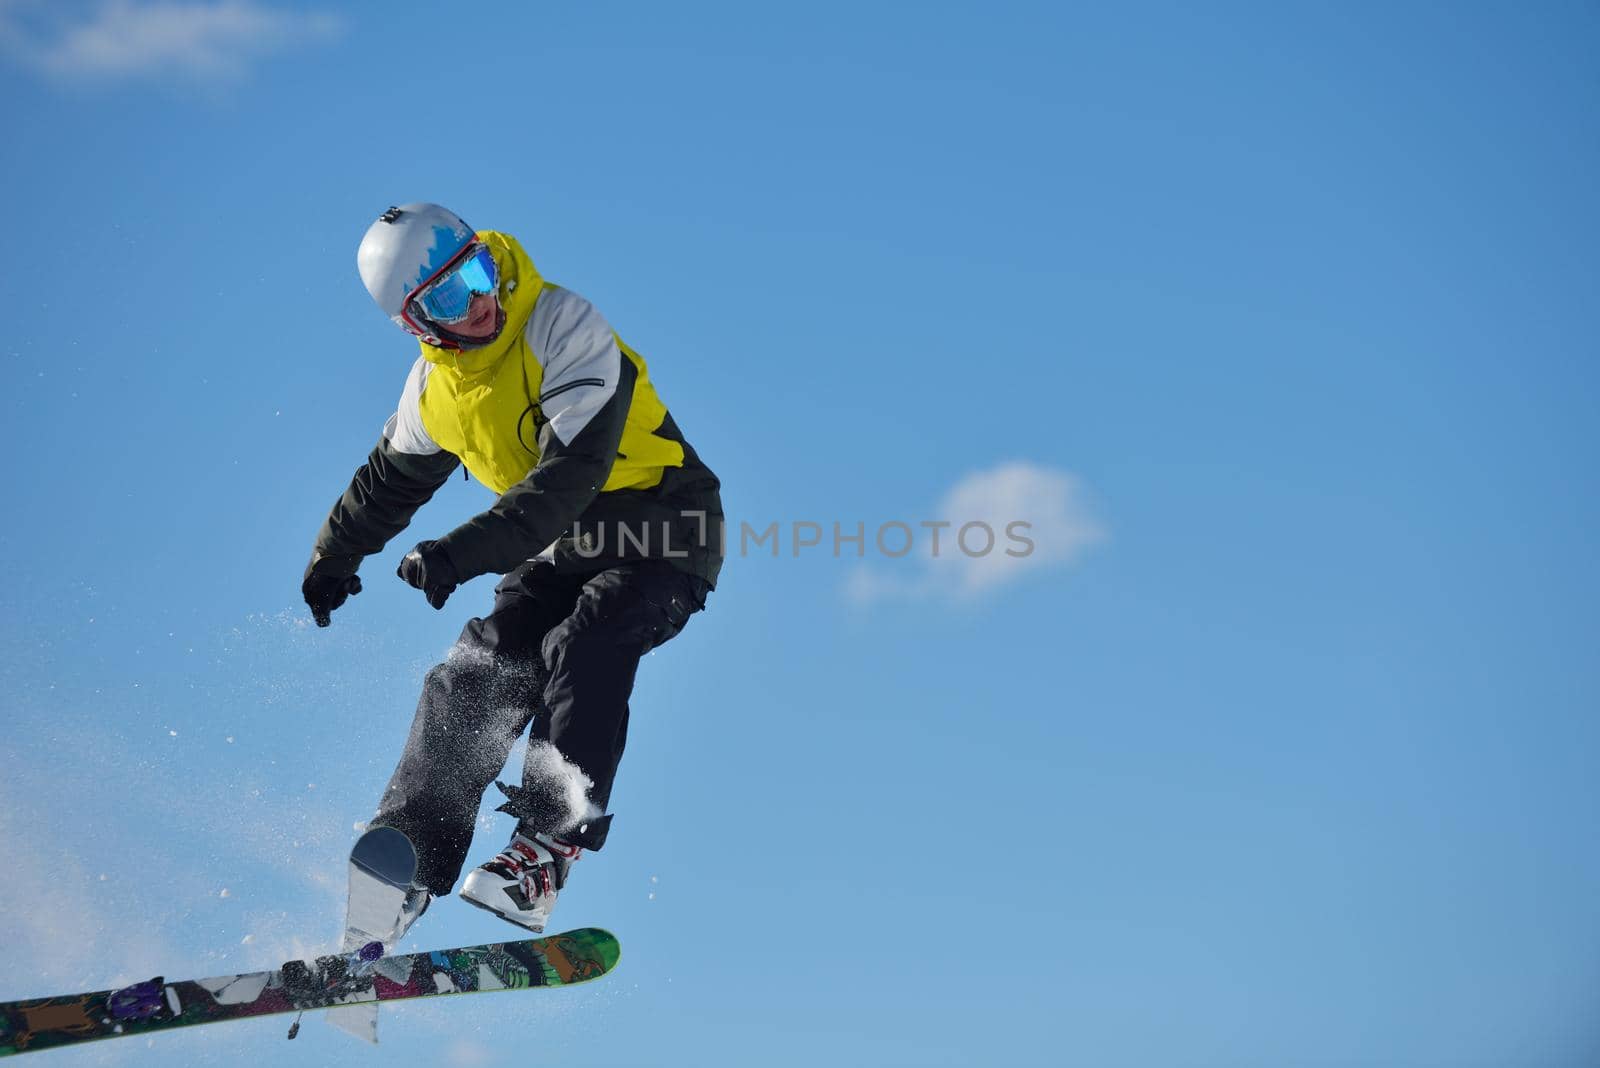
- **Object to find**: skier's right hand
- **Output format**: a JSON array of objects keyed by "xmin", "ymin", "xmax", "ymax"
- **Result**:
[{"xmin": 302, "ymin": 572, "xmax": 362, "ymax": 627}]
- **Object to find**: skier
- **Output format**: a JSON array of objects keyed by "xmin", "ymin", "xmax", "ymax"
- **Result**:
[{"xmin": 301, "ymin": 203, "xmax": 723, "ymax": 938}]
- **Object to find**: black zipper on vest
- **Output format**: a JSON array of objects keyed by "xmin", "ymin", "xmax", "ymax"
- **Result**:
[{"xmin": 539, "ymin": 377, "xmax": 607, "ymax": 403}]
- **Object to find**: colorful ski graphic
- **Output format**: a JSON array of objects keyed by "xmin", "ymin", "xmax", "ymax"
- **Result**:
[{"xmin": 0, "ymin": 927, "xmax": 620, "ymax": 1058}]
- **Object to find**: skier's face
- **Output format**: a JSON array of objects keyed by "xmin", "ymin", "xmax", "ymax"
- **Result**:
[{"xmin": 449, "ymin": 291, "xmax": 501, "ymax": 340}]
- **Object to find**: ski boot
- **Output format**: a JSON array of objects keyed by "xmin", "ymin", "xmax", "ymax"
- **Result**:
[{"xmin": 459, "ymin": 830, "xmax": 580, "ymax": 933}]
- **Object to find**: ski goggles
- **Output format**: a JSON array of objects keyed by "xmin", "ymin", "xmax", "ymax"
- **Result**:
[{"xmin": 407, "ymin": 243, "xmax": 499, "ymax": 325}]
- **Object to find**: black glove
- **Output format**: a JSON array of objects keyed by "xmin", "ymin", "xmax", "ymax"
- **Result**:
[
  {"xmin": 302, "ymin": 572, "xmax": 362, "ymax": 628},
  {"xmin": 397, "ymin": 540, "xmax": 460, "ymax": 610}
]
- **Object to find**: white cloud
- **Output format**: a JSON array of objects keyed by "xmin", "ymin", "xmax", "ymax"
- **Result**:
[
  {"xmin": 0, "ymin": 0, "xmax": 341, "ymax": 83},
  {"xmin": 847, "ymin": 461, "xmax": 1105, "ymax": 604}
]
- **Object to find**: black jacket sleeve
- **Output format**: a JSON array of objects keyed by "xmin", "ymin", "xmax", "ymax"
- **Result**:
[
  {"xmin": 306, "ymin": 436, "xmax": 461, "ymax": 580},
  {"xmin": 435, "ymin": 353, "xmax": 635, "ymax": 579}
]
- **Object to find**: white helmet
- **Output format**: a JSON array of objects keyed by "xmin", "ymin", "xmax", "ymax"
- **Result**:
[{"xmin": 356, "ymin": 202, "xmax": 480, "ymax": 344}]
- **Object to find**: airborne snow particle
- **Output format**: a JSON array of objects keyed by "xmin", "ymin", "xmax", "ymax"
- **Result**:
[
  {"xmin": 240, "ymin": 934, "xmax": 254, "ymax": 944},
  {"xmin": 226, "ymin": 736, "xmax": 235, "ymax": 743},
  {"xmin": 648, "ymin": 892, "xmax": 655, "ymax": 901},
  {"xmin": 220, "ymin": 888, "xmax": 230, "ymax": 898},
  {"xmin": 168, "ymin": 730, "xmax": 177, "ymax": 737}
]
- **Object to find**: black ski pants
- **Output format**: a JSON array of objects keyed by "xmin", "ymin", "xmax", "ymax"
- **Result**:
[{"xmin": 371, "ymin": 558, "xmax": 708, "ymax": 894}]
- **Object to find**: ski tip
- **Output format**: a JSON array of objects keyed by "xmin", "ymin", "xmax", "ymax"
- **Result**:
[
  {"xmin": 552, "ymin": 927, "xmax": 621, "ymax": 974},
  {"xmin": 350, "ymin": 826, "xmax": 419, "ymax": 887},
  {"xmin": 590, "ymin": 928, "xmax": 621, "ymax": 972}
]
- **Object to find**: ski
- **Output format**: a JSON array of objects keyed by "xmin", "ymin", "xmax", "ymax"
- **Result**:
[
  {"xmin": 0, "ymin": 927, "xmax": 620, "ymax": 1058},
  {"xmin": 327, "ymin": 825, "xmax": 422, "ymax": 1042}
]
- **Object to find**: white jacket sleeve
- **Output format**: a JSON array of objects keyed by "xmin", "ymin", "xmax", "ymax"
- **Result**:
[
  {"xmin": 382, "ymin": 356, "xmax": 444, "ymax": 455},
  {"xmin": 525, "ymin": 286, "xmax": 623, "ymax": 446}
]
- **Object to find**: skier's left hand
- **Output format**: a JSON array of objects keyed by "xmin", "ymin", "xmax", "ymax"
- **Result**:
[{"xmin": 397, "ymin": 540, "xmax": 461, "ymax": 610}]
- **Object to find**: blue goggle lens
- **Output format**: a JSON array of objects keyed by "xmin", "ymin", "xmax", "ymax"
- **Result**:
[{"xmin": 414, "ymin": 246, "xmax": 498, "ymax": 324}]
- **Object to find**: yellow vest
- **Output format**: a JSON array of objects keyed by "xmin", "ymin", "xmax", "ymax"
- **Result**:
[{"xmin": 414, "ymin": 231, "xmax": 685, "ymax": 495}]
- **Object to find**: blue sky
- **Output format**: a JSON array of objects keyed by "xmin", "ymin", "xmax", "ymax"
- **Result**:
[{"xmin": 1, "ymin": 1, "xmax": 1597, "ymax": 1064}]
